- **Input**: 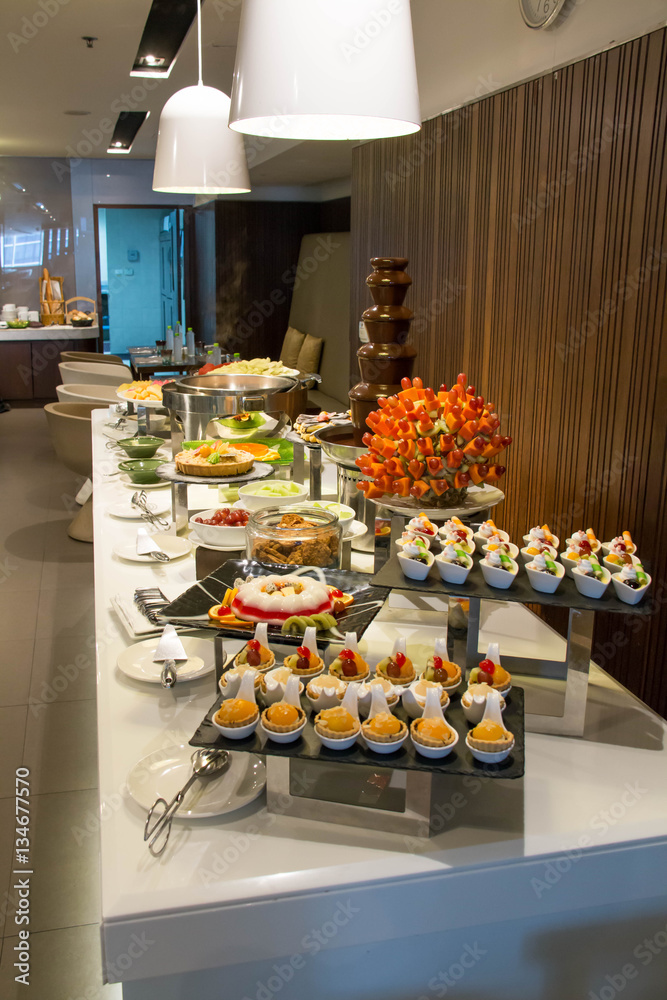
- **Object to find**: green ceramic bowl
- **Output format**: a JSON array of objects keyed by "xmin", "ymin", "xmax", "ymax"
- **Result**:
[
  {"xmin": 117, "ymin": 459, "xmax": 163, "ymax": 484},
  {"xmin": 117, "ymin": 436, "xmax": 163, "ymax": 459}
]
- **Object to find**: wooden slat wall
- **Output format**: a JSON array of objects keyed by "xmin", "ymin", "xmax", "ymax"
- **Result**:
[{"xmin": 350, "ymin": 28, "xmax": 667, "ymax": 717}]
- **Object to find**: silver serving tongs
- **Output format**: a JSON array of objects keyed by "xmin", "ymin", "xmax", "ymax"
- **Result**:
[
  {"xmin": 144, "ymin": 749, "xmax": 229, "ymax": 856},
  {"xmin": 132, "ymin": 490, "xmax": 170, "ymax": 529}
]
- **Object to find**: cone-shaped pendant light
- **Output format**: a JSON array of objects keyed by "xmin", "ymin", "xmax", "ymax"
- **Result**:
[
  {"xmin": 153, "ymin": 0, "xmax": 250, "ymax": 193},
  {"xmin": 229, "ymin": 0, "xmax": 421, "ymax": 141}
]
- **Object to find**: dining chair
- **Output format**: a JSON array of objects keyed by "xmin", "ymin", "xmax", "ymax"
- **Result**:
[
  {"xmin": 56, "ymin": 383, "xmax": 121, "ymax": 405},
  {"xmin": 44, "ymin": 402, "xmax": 106, "ymax": 542},
  {"xmin": 60, "ymin": 350, "xmax": 124, "ymax": 366},
  {"xmin": 58, "ymin": 360, "xmax": 132, "ymax": 386}
]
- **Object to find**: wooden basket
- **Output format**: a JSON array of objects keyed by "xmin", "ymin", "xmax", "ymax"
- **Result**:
[
  {"xmin": 39, "ymin": 270, "xmax": 65, "ymax": 326},
  {"xmin": 65, "ymin": 296, "xmax": 97, "ymax": 327}
]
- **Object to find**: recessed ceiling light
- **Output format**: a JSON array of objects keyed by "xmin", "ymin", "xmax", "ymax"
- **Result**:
[
  {"xmin": 64, "ymin": 110, "xmax": 92, "ymax": 116},
  {"xmin": 130, "ymin": 0, "xmax": 199, "ymax": 78}
]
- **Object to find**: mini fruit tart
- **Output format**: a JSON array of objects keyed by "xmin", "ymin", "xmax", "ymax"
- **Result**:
[
  {"xmin": 314, "ymin": 704, "xmax": 361, "ymax": 749},
  {"xmin": 468, "ymin": 646, "xmax": 511, "ymax": 695},
  {"xmin": 410, "ymin": 715, "xmax": 458, "ymax": 751},
  {"xmin": 234, "ymin": 624, "xmax": 275, "ymax": 673},
  {"xmin": 361, "ymin": 711, "xmax": 408, "ymax": 749},
  {"xmin": 284, "ymin": 644, "xmax": 324, "ymax": 677},
  {"xmin": 259, "ymin": 666, "xmax": 304, "ymax": 706},
  {"xmin": 212, "ymin": 671, "xmax": 260, "ymax": 738},
  {"xmin": 356, "ymin": 676, "xmax": 400, "ymax": 717},
  {"xmin": 422, "ymin": 654, "xmax": 462, "ymax": 691},
  {"xmin": 260, "ymin": 701, "xmax": 307, "ymax": 742},
  {"xmin": 329, "ymin": 647, "xmax": 370, "ymax": 683},
  {"xmin": 402, "ymin": 678, "xmax": 451, "ymax": 719},
  {"xmin": 375, "ymin": 649, "xmax": 416, "ymax": 686},
  {"xmin": 305, "ymin": 673, "xmax": 347, "ymax": 711},
  {"xmin": 466, "ymin": 718, "xmax": 514, "ymax": 756}
]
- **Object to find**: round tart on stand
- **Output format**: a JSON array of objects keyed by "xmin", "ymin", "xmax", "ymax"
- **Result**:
[
  {"xmin": 283, "ymin": 626, "xmax": 324, "ymax": 677},
  {"xmin": 467, "ymin": 642, "xmax": 511, "ymax": 695},
  {"xmin": 260, "ymin": 675, "xmax": 307, "ymax": 743},
  {"xmin": 410, "ymin": 686, "xmax": 459, "ymax": 758},
  {"xmin": 174, "ymin": 441, "xmax": 255, "ymax": 477},
  {"xmin": 314, "ymin": 684, "xmax": 361, "ymax": 750},
  {"xmin": 375, "ymin": 637, "xmax": 416, "ymax": 686},
  {"xmin": 213, "ymin": 671, "xmax": 260, "ymax": 739},
  {"xmin": 233, "ymin": 623, "xmax": 275, "ymax": 672},
  {"xmin": 466, "ymin": 688, "xmax": 514, "ymax": 762},
  {"xmin": 361, "ymin": 686, "xmax": 408, "ymax": 753},
  {"xmin": 422, "ymin": 637, "xmax": 462, "ymax": 692},
  {"xmin": 328, "ymin": 632, "xmax": 370, "ymax": 682}
]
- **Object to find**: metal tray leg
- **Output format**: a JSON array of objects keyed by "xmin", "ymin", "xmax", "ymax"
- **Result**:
[
  {"xmin": 524, "ymin": 608, "xmax": 593, "ymax": 737},
  {"xmin": 171, "ymin": 481, "xmax": 188, "ymax": 533}
]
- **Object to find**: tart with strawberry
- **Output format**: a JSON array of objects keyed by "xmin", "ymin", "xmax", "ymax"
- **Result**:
[
  {"xmin": 234, "ymin": 625, "xmax": 275, "ymax": 672},
  {"xmin": 468, "ymin": 656, "xmax": 511, "ymax": 695},
  {"xmin": 329, "ymin": 647, "xmax": 370, "ymax": 683},
  {"xmin": 375, "ymin": 649, "xmax": 416, "ymax": 686},
  {"xmin": 284, "ymin": 644, "xmax": 324, "ymax": 677},
  {"xmin": 423, "ymin": 655, "xmax": 462, "ymax": 691}
]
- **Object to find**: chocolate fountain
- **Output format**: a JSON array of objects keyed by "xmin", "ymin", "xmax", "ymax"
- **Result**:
[{"xmin": 316, "ymin": 257, "xmax": 417, "ymax": 550}]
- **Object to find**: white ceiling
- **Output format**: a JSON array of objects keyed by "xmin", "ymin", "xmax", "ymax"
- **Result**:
[{"xmin": 1, "ymin": 0, "xmax": 663, "ymax": 187}]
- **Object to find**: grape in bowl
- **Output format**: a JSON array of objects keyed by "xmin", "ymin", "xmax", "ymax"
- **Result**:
[{"xmin": 189, "ymin": 507, "xmax": 249, "ymax": 546}]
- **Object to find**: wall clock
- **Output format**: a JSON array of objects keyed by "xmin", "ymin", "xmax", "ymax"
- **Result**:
[{"xmin": 519, "ymin": 0, "xmax": 568, "ymax": 29}]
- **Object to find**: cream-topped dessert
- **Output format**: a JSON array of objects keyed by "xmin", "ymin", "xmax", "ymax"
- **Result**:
[
  {"xmin": 406, "ymin": 513, "xmax": 437, "ymax": 538},
  {"xmin": 232, "ymin": 575, "xmax": 333, "ymax": 625},
  {"xmin": 439, "ymin": 541, "xmax": 472, "ymax": 567}
]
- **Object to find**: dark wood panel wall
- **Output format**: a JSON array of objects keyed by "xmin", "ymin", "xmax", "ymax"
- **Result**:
[
  {"xmin": 350, "ymin": 29, "xmax": 667, "ymax": 717},
  {"xmin": 188, "ymin": 197, "xmax": 351, "ymax": 358}
]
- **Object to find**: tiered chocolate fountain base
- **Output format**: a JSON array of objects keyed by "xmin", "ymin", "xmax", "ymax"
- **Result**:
[{"xmin": 317, "ymin": 258, "xmax": 417, "ymax": 550}]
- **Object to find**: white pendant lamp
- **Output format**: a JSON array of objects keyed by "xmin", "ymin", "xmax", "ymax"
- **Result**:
[
  {"xmin": 152, "ymin": 0, "xmax": 250, "ymax": 193},
  {"xmin": 229, "ymin": 0, "xmax": 421, "ymax": 141}
]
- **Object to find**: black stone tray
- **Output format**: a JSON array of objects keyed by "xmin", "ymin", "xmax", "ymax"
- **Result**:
[
  {"xmin": 163, "ymin": 559, "xmax": 390, "ymax": 645},
  {"xmin": 372, "ymin": 554, "xmax": 653, "ymax": 615},
  {"xmin": 189, "ymin": 678, "xmax": 525, "ymax": 778}
]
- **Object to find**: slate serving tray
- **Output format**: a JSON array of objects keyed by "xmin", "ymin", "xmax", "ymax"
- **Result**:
[
  {"xmin": 162, "ymin": 559, "xmax": 390, "ymax": 644},
  {"xmin": 189, "ymin": 679, "xmax": 525, "ymax": 778},
  {"xmin": 373, "ymin": 554, "xmax": 653, "ymax": 615}
]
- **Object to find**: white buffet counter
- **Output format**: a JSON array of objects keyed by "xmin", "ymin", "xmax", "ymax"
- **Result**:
[
  {"xmin": 91, "ymin": 411, "xmax": 667, "ymax": 1000},
  {"xmin": 0, "ymin": 323, "xmax": 99, "ymax": 341}
]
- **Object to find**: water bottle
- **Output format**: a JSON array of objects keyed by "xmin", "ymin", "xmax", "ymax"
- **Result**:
[
  {"xmin": 165, "ymin": 325, "xmax": 173, "ymax": 352},
  {"xmin": 233, "ymin": 352, "xmax": 241, "ymax": 360},
  {"xmin": 211, "ymin": 343, "xmax": 222, "ymax": 365},
  {"xmin": 186, "ymin": 327, "xmax": 195, "ymax": 357},
  {"xmin": 172, "ymin": 330, "xmax": 182, "ymax": 363}
]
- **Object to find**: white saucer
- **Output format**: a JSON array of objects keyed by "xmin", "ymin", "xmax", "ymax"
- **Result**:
[
  {"xmin": 106, "ymin": 498, "xmax": 171, "ymax": 519},
  {"xmin": 120, "ymin": 475, "xmax": 170, "ymax": 491},
  {"xmin": 117, "ymin": 635, "xmax": 214, "ymax": 683},
  {"xmin": 126, "ymin": 744, "xmax": 266, "ymax": 818},
  {"xmin": 114, "ymin": 535, "xmax": 192, "ymax": 562},
  {"xmin": 189, "ymin": 529, "xmax": 247, "ymax": 552},
  {"xmin": 347, "ymin": 520, "xmax": 368, "ymax": 540}
]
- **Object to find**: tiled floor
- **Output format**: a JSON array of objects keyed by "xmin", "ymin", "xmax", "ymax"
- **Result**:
[{"xmin": 0, "ymin": 406, "xmax": 121, "ymax": 998}]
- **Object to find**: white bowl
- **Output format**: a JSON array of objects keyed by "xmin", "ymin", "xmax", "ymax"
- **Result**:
[
  {"xmin": 571, "ymin": 565, "xmax": 611, "ymax": 598},
  {"xmin": 474, "ymin": 527, "xmax": 509, "ymax": 552},
  {"xmin": 317, "ymin": 729, "xmax": 360, "ymax": 751},
  {"xmin": 522, "ymin": 531, "xmax": 560, "ymax": 550},
  {"xmin": 211, "ymin": 712, "xmax": 259, "ymax": 740},
  {"xmin": 363, "ymin": 730, "xmax": 408, "ymax": 754},
  {"xmin": 401, "ymin": 680, "xmax": 450, "ymax": 719},
  {"xmin": 520, "ymin": 544, "xmax": 558, "ymax": 564},
  {"xmin": 410, "ymin": 726, "xmax": 459, "ymax": 759},
  {"xmin": 466, "ymin": 733, "xmax": 514, "ymax": 764},
  {"xmin": 559, "ymin": 550, "xmax": 581, "ymax": 578},
  {"xmin": 479, "ymin": 558, "xmax": 518, "ymax": 589},
  {"xmin": 525, "ymin": 560, "xmax": 565, "ymax": 594},
  {"xmin": 434, "ymin": 553, "xmax": 473, "ymax": 585},
  {"xmin": 306, "ymin": 501, "xmax": 356, "ymax": 536},
  {"xmin": 602, "ymin": 553, "xmax": 640, "ymax": 574},
  {"xmin": 189, "ymin": 508, "xmax": 248, "ymax": 546},
  {"xmin": 259, "ymin": 717, "xmax": 307, "ymax": 743},
  {"xmin": 611, "ymin": 572, "xmax": 651, "ymax": 605},
  {"xmin": 602, "ymin": 538, "xmax": 637, "ymax": 556},
  {"xmin": 260, "ymin": 668, "xmax": 304, "ymax": 706},
  {"xmin": 397, "ymin": 550, "xmax": 434, "ymax": 581},
  {"xmin": 482, "ymin": 541, "xmax": 519, "ymax": 560},
  {"xmin": 238, "ymin": 479, "xmax": 309, "ymax": 511},
  {"xmin": 461, "ymin": 687, "xmax": 507, "ymax": 725}
]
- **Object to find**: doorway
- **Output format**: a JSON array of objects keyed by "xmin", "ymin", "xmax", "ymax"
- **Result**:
[{"xmin": 95, "ymin": 206, "xmax": 186, "ymax": 357}]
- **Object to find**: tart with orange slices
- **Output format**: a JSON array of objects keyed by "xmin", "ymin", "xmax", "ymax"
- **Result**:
[
  {"xmin": 213, "ymin": 697, "xmax": 259, "ymax": 729},
  {"xmin": 466, "ymin": 718, "xmax": 514, "ymax": 754},
  {"xmin": 328, "ymin": 648, "xmax": 370, "ymax": 683},
  {"xmin": 314, "ymin": 705, "xmax": 361, "ymax": 742},
  {"xmin": 410, "ymin": 715, "xmax": 457, "ymax": 750},
  {"xmin": 260, "ymin": 700, "xmax": 306, "ymax": 737},
  {"xmin": 234, "ymin": 637, "xmax": 275, "ymax": 672},
  {"xmin": 361, "ymin": 711, "xmax": 408, "ymax": 745},
  {"xmin": 175, "ymin": 441, "xmax": 255, "ymax": 477}
]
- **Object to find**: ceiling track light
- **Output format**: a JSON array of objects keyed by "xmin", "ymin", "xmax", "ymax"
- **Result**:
[
  {"xmin": 107, "ymin": 111, "xmax": 149, "ymax": 154},
  {"xmin": 228, "ymin": 0, "xmax": 421, "ymax": 141},
  {"xmin": 152, "ymin": 0, "xmax": 250, "ymax": 194},
  {"xmin": 130, "ymin": 0, "xmax": 203, "ymax": 78}
]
